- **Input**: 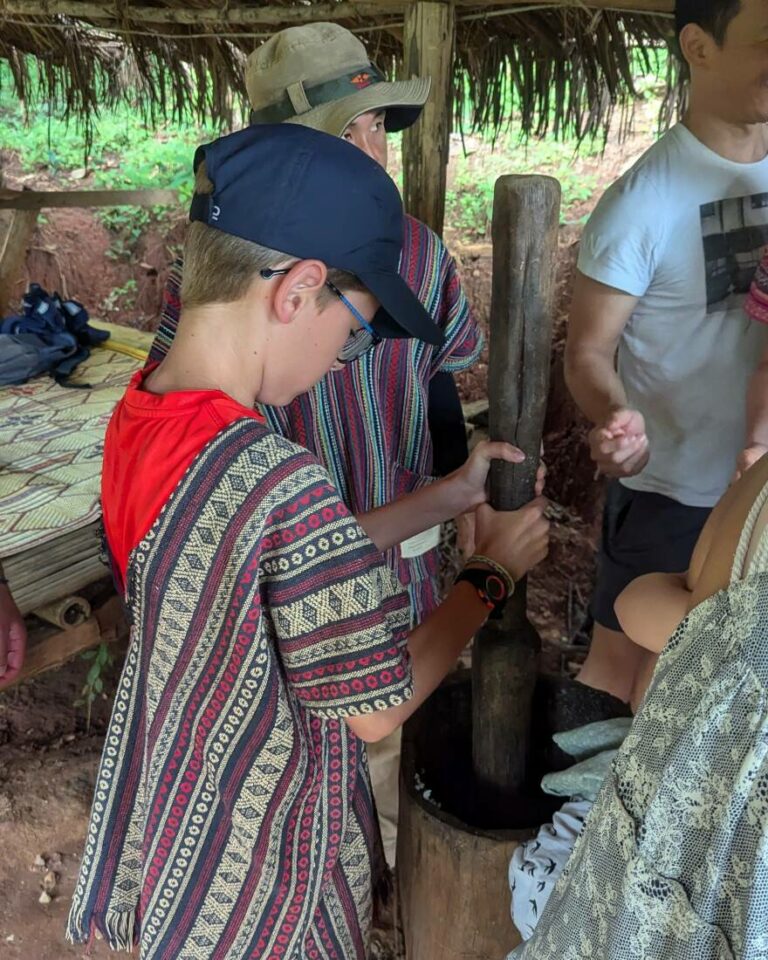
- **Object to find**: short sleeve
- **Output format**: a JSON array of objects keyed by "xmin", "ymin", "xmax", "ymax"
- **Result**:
[
  {"xmin": 745, "ymin": 251, "xmax": 768, "ymax": 324},
  {"xmin": 401, "ymin": 217, "xmax": 483, "ymax": 376},
  {"xmin": 259, "ymin": 455, "xmax": 413, "ymax": 720},
  {"xmin": 430, "ymin": 248, "xmax": 484, "ymax": 376},
  {"xmin": 147, "ymin": 258, "xmax": 183, "ymax": 366},
  {"xmin": 577, "ymin": 174, "xmax": 667, "ymax": 298}
]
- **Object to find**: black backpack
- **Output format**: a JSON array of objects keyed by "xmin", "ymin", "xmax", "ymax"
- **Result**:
[{"xmin": 0, "ymin": 284, "xmax": 110, "ymax": 387}]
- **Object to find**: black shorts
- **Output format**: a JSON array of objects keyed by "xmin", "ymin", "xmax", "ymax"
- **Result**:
[{"xmin": 591, "ymin": 481, "xmax": 711, "ymax": 632}]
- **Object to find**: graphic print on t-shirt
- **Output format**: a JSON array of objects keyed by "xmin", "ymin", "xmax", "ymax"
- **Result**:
[{"xmin": 700, "ymin": 192, "xmax": 768, "ymax": 312}]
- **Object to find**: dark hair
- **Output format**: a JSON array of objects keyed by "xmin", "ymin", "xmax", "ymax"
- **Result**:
[{"xmin": 675, "ymin": 0, "xmax": 741, "ymax": 44}]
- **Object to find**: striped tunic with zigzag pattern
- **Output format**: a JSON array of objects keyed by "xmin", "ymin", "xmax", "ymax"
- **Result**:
[{"xmin": 67, "ymin": 416, "xmax": 413, "ymax": 959}]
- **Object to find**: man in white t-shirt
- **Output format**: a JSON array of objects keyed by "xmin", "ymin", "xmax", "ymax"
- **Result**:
[{"xmin": 565, "ymin": 0, "xmax": 768, "ymax": 706}]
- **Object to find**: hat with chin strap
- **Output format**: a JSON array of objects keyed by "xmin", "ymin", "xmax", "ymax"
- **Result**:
[{"xmin": 245, "ymin": 22, "xmax": 431, "ymax": 137}]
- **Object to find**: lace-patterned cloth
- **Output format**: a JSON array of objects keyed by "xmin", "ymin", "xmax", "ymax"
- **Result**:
[{"xmin": 514, "ymin": 482, "xmax": 768, "ymax": 960}]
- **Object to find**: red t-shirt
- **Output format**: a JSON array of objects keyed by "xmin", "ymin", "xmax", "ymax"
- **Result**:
[{"xmin": 102, "ymin": 364, "xmax": 262, "ymax": 588}]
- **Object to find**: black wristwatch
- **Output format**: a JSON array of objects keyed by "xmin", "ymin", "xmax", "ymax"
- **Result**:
[{"xmin": 455, "ymin": 565, "xmax": 513, "ymax": 616}]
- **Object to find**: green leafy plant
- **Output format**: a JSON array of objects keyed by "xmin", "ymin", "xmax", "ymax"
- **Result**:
[
  {"xmin": 101, "ymin": 278, "xmax": 138, "ymax": 314},
  {"xmin": 74, "ymin": 643, "xmax": 114, "ymax": 730}
]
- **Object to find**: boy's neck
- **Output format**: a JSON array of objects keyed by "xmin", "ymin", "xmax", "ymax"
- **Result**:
[{"xmin": 145, "ymin": 305, "xmax": 264, "ymax": 409}]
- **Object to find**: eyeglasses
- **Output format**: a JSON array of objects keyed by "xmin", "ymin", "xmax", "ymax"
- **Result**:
[{"xmin": 260, "ymin": 268, "xmax": 381, "ymax": 364}]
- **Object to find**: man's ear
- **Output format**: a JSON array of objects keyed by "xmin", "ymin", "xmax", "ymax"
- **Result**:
[
  {"xmin": 679, "ymin": 22, "xmax": 715, "ymax": 70},
  {"xmin": 271, "ymin": 260, "xmax": 328, "ymax": 326}
]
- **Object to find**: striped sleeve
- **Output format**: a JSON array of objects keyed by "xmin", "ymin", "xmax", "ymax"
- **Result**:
[
  {"xmin": 259, "ymin": 452, "xmax": 413, "ymax": 719},
  {"xmin": 401, "ymin": 219, "xmax": 483, "ymax": 376},
  {"xmin": 431, "ymin": 248, "xmax": 484, "ymax": 375}
]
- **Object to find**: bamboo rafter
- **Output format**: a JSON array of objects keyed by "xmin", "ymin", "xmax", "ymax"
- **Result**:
[{"xmin": 0, "ymin": 0, "xmax": 674, "ymax": 19}]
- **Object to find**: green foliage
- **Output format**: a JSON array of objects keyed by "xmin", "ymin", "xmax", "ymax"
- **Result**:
[
  {"xmin": 0, "ymin": 62, "xmax": 217, "ymax": 202},
  {"xmin": 74, "ymin": 643, "xmax": 114, "ymax": 730},
  {"xmin": 445, "ymin": 134, "xmax": 602, "ymax": 239},
  {"xmin": 101, "ymin": 279, "xmax": 139, "ymax": 314},
  {"xmin": 0, "ymin": 59, "xmax": 660, "ymax": 246}
]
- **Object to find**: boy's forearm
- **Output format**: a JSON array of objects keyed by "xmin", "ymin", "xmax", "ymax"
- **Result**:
[
  {"xmin": 356, "ymin": 476, "xmax": 468, "ymax": 552},
  {"xmin": 565, "ymin": 347, "xmax": 627, "ymax": 426},
  {"xmin": 365, "ymin": 582, "xmax": 489, "ymax": 731}
]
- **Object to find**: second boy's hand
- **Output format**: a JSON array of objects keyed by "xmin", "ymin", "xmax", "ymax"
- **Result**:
[{"xmin": 356, "ymin": 440, "xmax": 541, "ymax": 552}]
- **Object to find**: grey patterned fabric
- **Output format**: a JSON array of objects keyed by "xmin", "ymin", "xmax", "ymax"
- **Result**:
[{"xmin": 513, "ymin": 482, "xmax": 768, "ymax": 960}]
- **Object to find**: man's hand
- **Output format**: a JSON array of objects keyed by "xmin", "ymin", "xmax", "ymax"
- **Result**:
[
  {"xmin": 0, "ymin": 583, "xmax": 26, "ymax": 689},
  {"xmin": 473, "ymin": 498, "xmax": 550, "ymax": 581},
  {"xmin": 733, "ymin": 443, "xmax": 768, "ymax": 484},
  {"xmin": 588, "ymin": 406, "xmax": 649, "ymax": 478}
]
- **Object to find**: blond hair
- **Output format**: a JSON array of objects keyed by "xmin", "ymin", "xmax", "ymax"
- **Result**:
[{"xmin": 181, "ymin": 162, "xmax": 366, "ymax": 310}]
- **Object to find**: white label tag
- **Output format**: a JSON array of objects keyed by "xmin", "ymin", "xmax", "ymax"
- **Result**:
[{"xmin": 399, "ymin": 524, "xmax": 441, "ymax": 559}]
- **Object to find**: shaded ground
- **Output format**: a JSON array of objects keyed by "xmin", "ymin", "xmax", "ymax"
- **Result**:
[{"xmin": 0, "ymin": 120, "xmax": 656, "ymax": 957}]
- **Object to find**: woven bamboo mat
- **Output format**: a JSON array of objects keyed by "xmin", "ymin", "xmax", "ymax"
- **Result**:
[{"xmin": 0, "ymin": 335, "xmax": 151, "ymax": 558}]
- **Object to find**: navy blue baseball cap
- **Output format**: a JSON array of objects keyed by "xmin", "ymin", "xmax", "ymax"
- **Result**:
[{"xmin": 189, "ymin": 124, "xmax": 443, "ymax": 346}]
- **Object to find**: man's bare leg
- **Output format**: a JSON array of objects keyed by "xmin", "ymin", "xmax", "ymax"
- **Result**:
[{"xmin": 576, "ymin": 622, "xmax": 649, "ymax": 705}]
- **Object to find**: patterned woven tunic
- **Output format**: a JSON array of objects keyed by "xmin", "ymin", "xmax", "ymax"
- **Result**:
[
  {"xmin": 514, "ymin": 481, "xmax": 768, "ymax": 960},
  {"xmin": 148, "ymin": 215, "xmax": 482, "ymax": 622},
  {"xmin": 67, "ymin": 419, "xmax": 413, "ymax": 959}
]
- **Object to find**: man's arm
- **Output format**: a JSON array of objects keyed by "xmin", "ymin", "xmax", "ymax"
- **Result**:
[
  {"xmin": 0, "ymin": 562, "xmax": 26, "ymax": 688},
  {"xmin": 565, "ymin": 271, "xmax": 649, "ymax": 478}
]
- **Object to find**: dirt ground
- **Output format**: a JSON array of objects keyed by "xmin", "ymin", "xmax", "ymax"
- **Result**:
[{"xmin": 0, "ymin": 122, "xmax": 655, "ymax": 957}]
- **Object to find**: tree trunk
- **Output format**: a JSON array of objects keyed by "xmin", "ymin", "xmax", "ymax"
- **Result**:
[{"xmin": 401, "ymin": 1, "xmax": 455, "ymax": 235}]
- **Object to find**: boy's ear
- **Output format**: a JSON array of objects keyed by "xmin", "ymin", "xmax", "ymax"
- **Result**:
[{"xmin": 271, "ymin": 260, "xmax": 328, "ymax": 326}]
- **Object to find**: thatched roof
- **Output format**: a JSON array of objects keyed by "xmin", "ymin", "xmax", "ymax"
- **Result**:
[{"xmin": 0, "ymin": 1, "xmax": 679, "ymax": 142}]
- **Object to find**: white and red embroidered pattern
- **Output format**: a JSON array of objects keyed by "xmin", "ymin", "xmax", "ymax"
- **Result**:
[{"xmin": 68, "ymin": 420, "xmax": 412, "ymax": 959}]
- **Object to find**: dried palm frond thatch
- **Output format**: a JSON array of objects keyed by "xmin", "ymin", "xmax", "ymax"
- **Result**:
[{"xmin": 0, "ymin": 0, "xmax": 680, "ymax": 143}]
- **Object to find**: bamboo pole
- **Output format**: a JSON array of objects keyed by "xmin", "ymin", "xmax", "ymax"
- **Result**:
[
  {"xmin": 472, "ymin": 174, "xmax": 560, "ymax": 822},
  {"xmin": 0, "ymin": 0, "xmax": 403, "ymax": 23},
  {"xmin": 0, "ymin": 208, "xmax": 38, "ymax": 316},
  {"xmin": 0, "ymin": 0, "xmax": 675, "ymax": 21},
  {"xmin": 401, "ymin": 0, "xmax": 455, "ymax": 236},
  {"xmin": 0, "ymin": 188, "xmax": 177, "ymax": 210},
  {"xmin": 0, "ymin": 0, "xmax": 674, "ymax": 21}
]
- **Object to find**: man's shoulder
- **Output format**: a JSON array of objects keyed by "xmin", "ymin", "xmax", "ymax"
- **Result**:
[
  {"xmin": 597, "ymin": 124, "xmax": 722, "ymax": 212},
  {"xmin": 603, "ymin": 130, "xmax": 683, "ymax": 202}
]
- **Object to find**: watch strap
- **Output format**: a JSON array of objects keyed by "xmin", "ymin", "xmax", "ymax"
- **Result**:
[{"xmin": 455, "ymin": 566, "xmax": 510, "ymax": 615}]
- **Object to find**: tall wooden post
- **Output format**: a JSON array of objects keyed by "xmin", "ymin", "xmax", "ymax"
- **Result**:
[
  {"xmin": 0, "ymin": 206, "xmax": 37, "ymax": 317},
  {"xmin": 401, "ymin": 0, "xmax": 455, "ymax": 236},
  {"xmin": 472, "ymin": 175, "xmax": 561, "ymax": 822}
]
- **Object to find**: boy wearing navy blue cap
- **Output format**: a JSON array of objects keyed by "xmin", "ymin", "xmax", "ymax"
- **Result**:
[{"xmin": 68, "ymin": 124, "xmax": 549, "ymax": 959}]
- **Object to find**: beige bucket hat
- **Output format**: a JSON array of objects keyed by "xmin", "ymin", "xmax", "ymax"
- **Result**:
[{"xmin": 245, "ymin": 22, "xmax": 431, "ymax": 136}]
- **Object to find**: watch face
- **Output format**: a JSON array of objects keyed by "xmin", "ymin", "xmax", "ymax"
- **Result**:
[{"xmin": 485, "ymin": 573, "xmax": 507, "ymax": 603}]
